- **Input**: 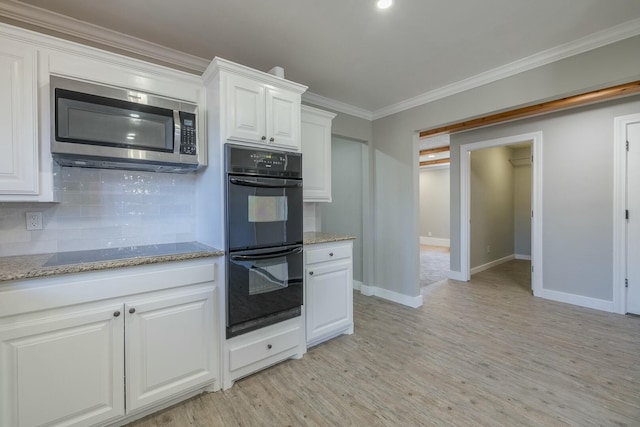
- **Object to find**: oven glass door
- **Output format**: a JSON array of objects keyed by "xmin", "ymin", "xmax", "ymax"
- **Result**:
[
  {"xmin": 227, "ymin": 175, "xmax": 303, "ymax": 250},
  {"xmin": 227, "ymin": 245, "xmax": 303, "ymax": 336},
  {"xmin": 56, "ymin": 88, "xmax": 174, "ymax": 152}
]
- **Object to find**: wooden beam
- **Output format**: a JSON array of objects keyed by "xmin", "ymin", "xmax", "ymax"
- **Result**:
[
  {"xmin": 419, "ymin": 158, "xmax": 450, "ymax": 167},
  {"xmin": 419, "ymin": 80, "xmax": 640, "ymax": 139},
  {"xmin": 419, "ymin": 146, "xmax": 450, "ymax": 156}
]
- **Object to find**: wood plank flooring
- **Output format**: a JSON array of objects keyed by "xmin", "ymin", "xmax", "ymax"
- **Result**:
[{"xmin": 128, "ymin": 260, "xmax": 640, "ymax": 426}]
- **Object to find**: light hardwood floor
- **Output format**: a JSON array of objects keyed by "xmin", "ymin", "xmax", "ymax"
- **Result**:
[{"xmin": 129, "ymin": 260, "xmax": 640, "ymax": 426}]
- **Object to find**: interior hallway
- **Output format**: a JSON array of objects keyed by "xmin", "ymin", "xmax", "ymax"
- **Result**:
[
  {"xmin": 130, "ymin": 261, "xmax": 640, "ymax": 426},
  {"xmin": 420, "ymin": 244, "xmax": 450, "ymax": 289}
]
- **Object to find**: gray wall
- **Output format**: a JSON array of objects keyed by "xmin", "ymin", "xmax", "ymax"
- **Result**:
[
  {"xmin": 371, "ymin": 35, "xmax": 640, "ymax": 300},
  {"xmin": 320, "ymin": 137, "xmax": 365, "ymax": 283},
  {"xmin": 451, "ymin": 96, "xmax": 640, "ymax": 301},
  {"xmin": 470, "ymin": 147, "xmax": 514, "ymax": 268},
  {"xmin": 513, "ymin": 146, "xmax": 532, "ymax": 257},
  {"xmin": 419, "ymin": 167, "xmax": 450, "ymax": 239}
]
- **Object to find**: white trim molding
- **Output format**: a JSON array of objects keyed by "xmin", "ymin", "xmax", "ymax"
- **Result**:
[
  {"xmin": 358, "ymin": 284, "xmax": 423, "ymax": 309},
  {"xmin": 534, "ymin": 288, "xmax": 614, "ymax": 313},
  {"xmin": 460, "ymin": 131, "xmax": 543, "ymax": 299},
  {"xmin": 515, "ymin": 254, "xmax": 532, "ymax": 261},
  {"xmin": 470, "ymin": 254, "xmax": 515, "ymax": 276},
  {"xmin": 419, "ymin": 237, "xmax": 450, "ymax": 247},
  {"xmin": 448, "ymin": 270, "xmax": 467, "ymax": 281},
  {"xmin": 302, "ymin": 92, "xmax": 373, "ymax": 121},
  {"xmin": 613, "ymin": 113, "xmax": 640, "ymax": 314}
]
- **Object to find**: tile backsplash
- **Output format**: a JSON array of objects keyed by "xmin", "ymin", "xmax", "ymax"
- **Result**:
[
  {"xmin": 0, "ymin": 167, "xmax": 197, "ymax": 257},
  {"xmin": 303, "ymin": 202, "xmax": 321, "ymax": 233}
]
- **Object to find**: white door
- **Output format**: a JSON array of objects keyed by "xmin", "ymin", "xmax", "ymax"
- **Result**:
[
  {"xmin": 0, "ymin": 304, "xmax": 125, "ymax": 427},
  {"xmin": 627, "ymin": 122, "xmax": 640, "ymax": 314},
  {"xmin": 266, "ymin": 87, "xmax": 300, "ymax": 150},
  {"xmin": 125, "ymin": 288, "xmax": 217, "ymax": 411},
  {"xmin": 225, "ymin": 74, "xmax": 266, "ymax": 143},
  {"xmin": 306, "ymin": 260, "xmax": 353, "ymax": 343}
]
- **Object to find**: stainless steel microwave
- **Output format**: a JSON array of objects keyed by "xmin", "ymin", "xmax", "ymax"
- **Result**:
[{"xmin": 50, "ymin": 76, "xmax": 201, "ymax": 173}]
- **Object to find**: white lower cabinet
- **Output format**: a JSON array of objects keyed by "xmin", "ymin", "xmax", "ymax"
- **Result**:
[
  {"xmin": 0, "ymin": 259, "xmax": 219, "ymax": 427},
  {"xmin": 0, "ymin": 304, "xmax": 125, "ymax": 427},
  {"xmin": 223, "ymin": 316, "xmax": 305, "ymax": 390},
  {"xmin": 304, "ymin": 240, "xmax": 354, "ymax": 347},
  {"xmin": 125, "ymin": 289, "xmax": 216, "ymax": 412}
]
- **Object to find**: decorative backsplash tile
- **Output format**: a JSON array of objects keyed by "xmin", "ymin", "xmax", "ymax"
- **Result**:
[{"xmin": 0, "ymin": 167, "xmax": 197, "ymax": 257}]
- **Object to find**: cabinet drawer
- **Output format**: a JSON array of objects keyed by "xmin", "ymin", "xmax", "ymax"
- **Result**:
[
  {"xmin": 229, "ymin": 326, "xmax": 300, "ymax": 372},
  {"xmin": 305, "ymin": 243, "xmax": 351, "ymax": 265}
]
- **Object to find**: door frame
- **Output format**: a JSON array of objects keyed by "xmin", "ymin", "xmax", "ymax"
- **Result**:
[
  {"xmin": 613, "ymin": 113, "xmax": 640, "ymax": 314},
  {"xmin": 459, "ymin": 131, "xmax": 543, "ymax": 296}
]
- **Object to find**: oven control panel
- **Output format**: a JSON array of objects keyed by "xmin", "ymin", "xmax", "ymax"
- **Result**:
[{"xmin": 226, "ymin": 144, "xmax": 302, "ymax": 178}]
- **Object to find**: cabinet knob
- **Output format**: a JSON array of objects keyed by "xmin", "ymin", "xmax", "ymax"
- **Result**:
[
  {"xmin": 269, "ymin": 137, "xmax": 275, "ymax": 142},
  {"xmin": 267, "ymin": 344, "xmax": 273, "ymax": 350},
  {"xmin": 261, "ymin": 136, "xmax": 266, "ymax": 140},
  {"xmin": 309, "ymin": 271, "xmax": 314, "ymax": 276},
  {"xmin": 113, "ymin": 311, "xmax": 121, "ymax": 317},
  {"xmin": 329, "ymin": 252, "xmax": 334, "ymax": 257},
  {"xmin": 129, "ymin": 308, "xmax": 136, "ymax": 314}
]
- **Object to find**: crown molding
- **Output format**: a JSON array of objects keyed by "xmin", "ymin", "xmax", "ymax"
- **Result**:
[
  {"xmin": 372, "ymin": 17, "xmax": 640, "ymax": 120},
  {"xmin": 302, "ymin": 91, "xmax": 373, "ymax": 121},
  {"xmin": 0, "ymin": 0, "xmax": 210, "ymax": 73}
]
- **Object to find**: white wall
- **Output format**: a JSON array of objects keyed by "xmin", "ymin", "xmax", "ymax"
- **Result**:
[
  {"xmin": 419, "ymin": 167, "xmax": 450, "ymax": 241},
  {"xmin": 470, "ymin": 146, "xmax": 514, "ymax": 268},
  {"xmin": 371, "ymin": 35, "xmax": 640, "ymax": 301},
  {"xmin": 0, "ymin": 167, "xmax": 197, "ymax": 256}
]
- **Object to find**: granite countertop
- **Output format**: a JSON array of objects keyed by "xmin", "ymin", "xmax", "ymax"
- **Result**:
[
  {"xmin": 304, "ymin": 232, "xmax": 356, "ymax": 245},
  {"xmin": 0, "ymin": 242, "xmax": 224, "ymax": 282}
]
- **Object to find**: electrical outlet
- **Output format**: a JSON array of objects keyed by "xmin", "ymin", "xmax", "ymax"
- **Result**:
[
  {"xmin": 486, "ymin": 245, "xmax": 491, "ymax": 254},
  {"xmin": 428, "ymin": 232, "xmax": 432, "ymax": 237},
  {"xmin": 26, "ymin": 212, "xmax": 43, "ymax": 231}
]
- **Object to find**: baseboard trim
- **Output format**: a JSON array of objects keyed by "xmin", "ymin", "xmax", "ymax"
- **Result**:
[
  {"xmin": 448, "ymin": 270, "xmax": 467, "ymax": 281},
  {"xmin": 358, "ymin": 284, "xmax": 423, "ymax": 308},
  {"xmin": 471, "ymin": 254, "xmax": 515, "ymax": 275},
  {"xmin": 419, "ymin": 236, "xmax": 450, "ymax": 247},
  {"xmin": 352, "ymin": 280, "xmax": 363, "ymax": 292},
  {"xmin": 515, "ymin": 254, "xmax": 532, "ymax": 260},
  {"xmin": 534, "ymin": 288, "xmax": 614, "ymax": 313}
]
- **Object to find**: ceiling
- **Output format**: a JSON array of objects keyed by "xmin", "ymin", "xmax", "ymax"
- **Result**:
[{"xmin": 4, "ymin": 0, "xmax": 640, "ymax": 118}]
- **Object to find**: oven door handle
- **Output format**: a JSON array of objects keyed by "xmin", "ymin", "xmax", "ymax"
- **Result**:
[
  {"xmin": 231, "ymin": 246, "xmax": 303, "ymax": 261},
  {"xmin": 229, "ymin": 178, "xmax": 302, "ymax": 189}
]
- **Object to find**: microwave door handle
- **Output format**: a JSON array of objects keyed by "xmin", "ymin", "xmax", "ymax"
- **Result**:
[
  {"xmin": 173, "ymin": 111, "xmax": 181, "ymax": 154},
  {"xmin": 231, "ymin": 246, "xmax": 303, "ymax": 261},
  {"xmin": 229, "ymin": 178, "xmax": 302, "ymax": 189}
]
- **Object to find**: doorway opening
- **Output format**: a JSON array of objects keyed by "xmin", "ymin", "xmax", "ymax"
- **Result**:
[
  {"xmin": 460, "ymin": 131, "xmax": 543, "ymax": 295},
  {"xmin": 418, "ymin": 135, "xmax": 451, "ymax": 292}
]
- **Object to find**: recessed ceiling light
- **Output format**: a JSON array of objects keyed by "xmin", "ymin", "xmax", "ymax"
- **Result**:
[
  {"xmin": 377, "ymin": 0, "xmax": 392, "ymax": 9},
  {"xmin": 428, "ymin": 154, "xmax": 435, "ymax": 158}
]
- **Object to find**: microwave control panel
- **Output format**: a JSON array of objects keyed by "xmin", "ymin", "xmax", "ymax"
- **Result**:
[{"xmin": 179, "ymin": 112, "xmax": 197, "ymax": 155}]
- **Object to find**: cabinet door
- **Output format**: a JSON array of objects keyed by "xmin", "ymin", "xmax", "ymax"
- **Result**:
[
  {"xmin": 0, "ymin": 39, "xmax": 38, "ymax": 196},
  {"xmin": 306, "ymin": 260, "xmax": 353, "ymax": 344},
  {"xmin": 125, "ymin": 288, "xmax": 217, "ymax": 411},
  {"xmin": 301, "ymin": 108, "xmax": 332, "ymax": 202},
  {"xmin": 266, "ymin": 87, "xmax": 300, "ymax": 150},
  {"xmin": 225, "ymin": 74, "xmax": 266, "ymax": 143},
  {"xmin": 0, "ymin": 304, "xmax": 125, "ymax": 427}
]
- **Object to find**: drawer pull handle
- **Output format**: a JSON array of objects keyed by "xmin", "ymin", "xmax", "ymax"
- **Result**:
[
  {"xmin": 309, "ymin": 271, "xmax": 314, "ymax": 276},
  {"xmin": 113, "ymin": 311, "xmax": 121, "ymax": 317},
  {"xmin": 261, "ymin": 136, "xmax": 266, "ymax": 140},
  {"xmin": 329, "ymin": 252, "xmax": 334, "ymax": 256},
  {"xmin": 269, "ymin": 137, "xmax": 275, "ymax": 142},
  {"xmin": 267, "ymin": 344, "xmax": 273, "ymax": 350},
  {"xmin": 129, "ymin": 308, "xmax": 136, "ymax": 314}
]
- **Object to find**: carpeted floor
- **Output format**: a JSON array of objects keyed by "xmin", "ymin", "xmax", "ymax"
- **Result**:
[{"xmin": 419, "ymin": 244, "xmax": 449, "ymax": 288}]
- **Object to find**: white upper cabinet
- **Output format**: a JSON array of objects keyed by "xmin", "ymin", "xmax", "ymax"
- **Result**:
[
  {"xmin": 206, "ymin": 58, "xmax": 307, "ymax": 152},
  {"xmin": 301, "ymin": 105, "xmax": 336, "ymax": 202},
  {"xmin": 0, "ymin": 37, "xmax": 41, "ymax": 200}
]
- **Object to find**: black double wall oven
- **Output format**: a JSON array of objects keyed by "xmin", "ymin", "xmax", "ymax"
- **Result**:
[{"xmin": 225, "ymin": 144, "xmax": 303, "ymax": 338}]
